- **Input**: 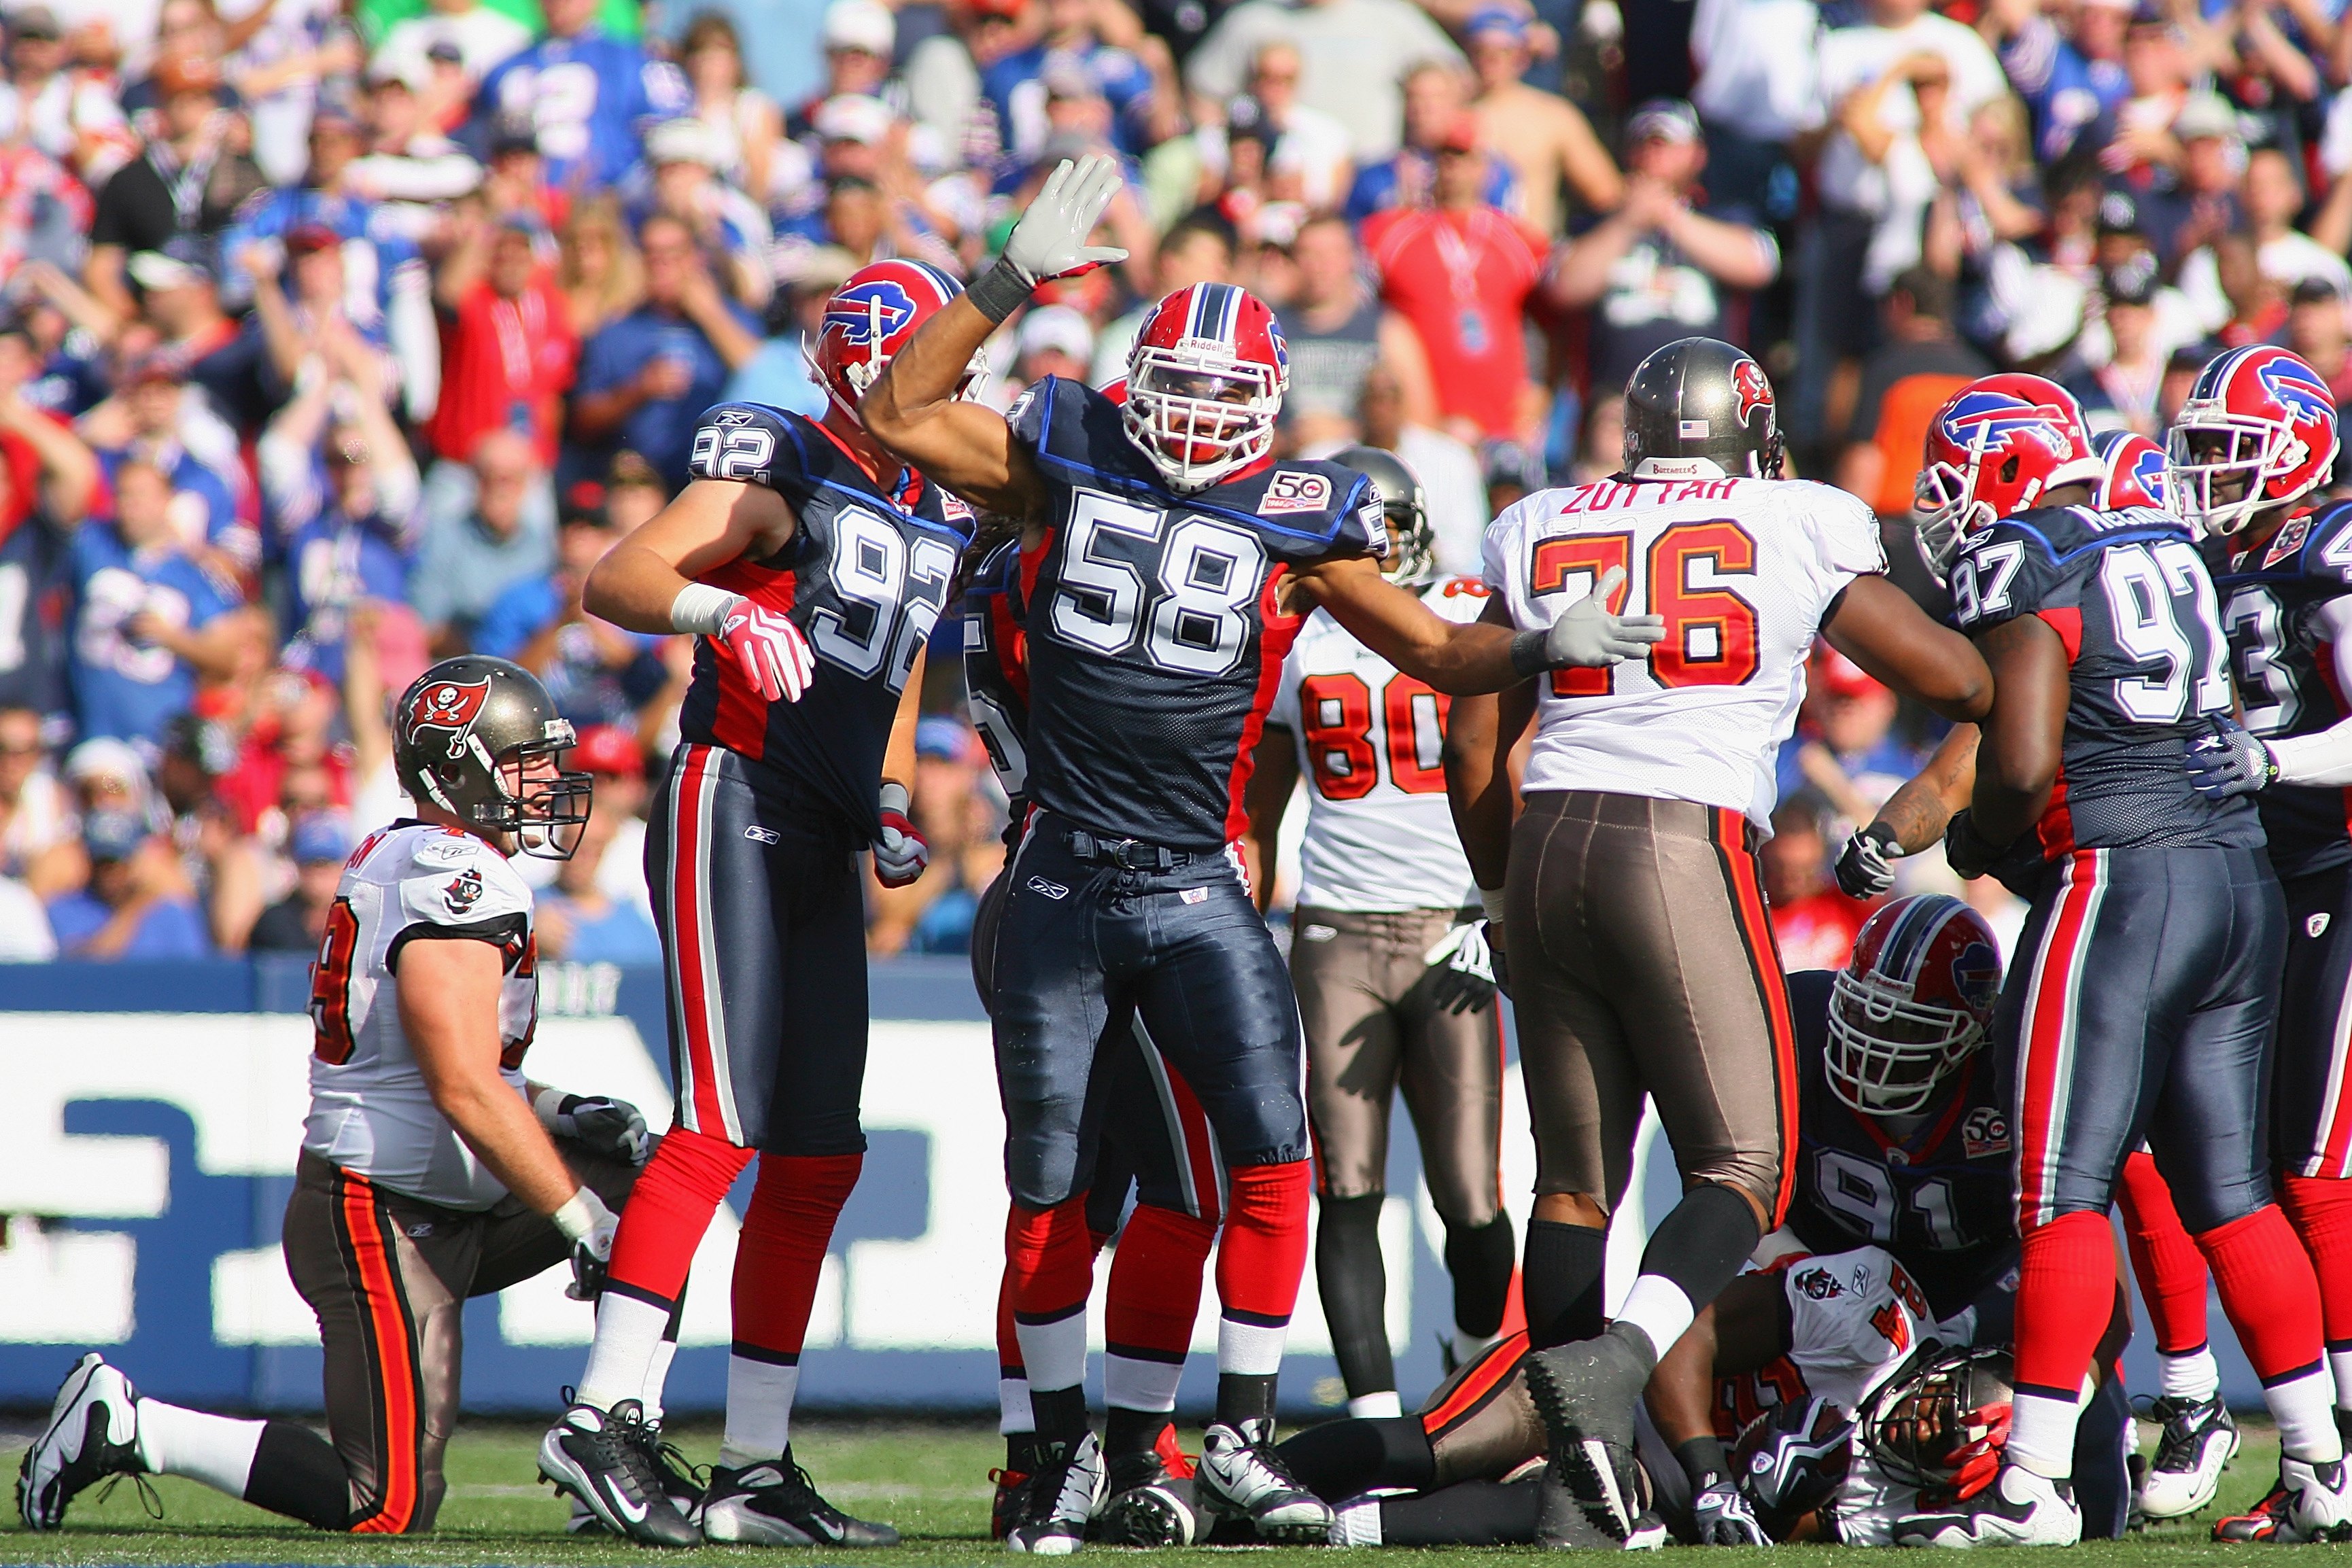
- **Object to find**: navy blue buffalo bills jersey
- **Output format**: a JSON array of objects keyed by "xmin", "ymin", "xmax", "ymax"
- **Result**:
[
  {"xmin": 1948, "ymin": 504, "xmax": 2262, "ymax": 875},
  {"xmin": 1783, "ymin": 970, "xmax": 2016, "ymax": 1321},
  {"xmin": 961, "ymin": 535, "xmax": 1031, "ymax": 811},
  {"xmin": 1009, "ymin": 377, "xmax": 1387, "ymax": 850},
  {"xmin": 678, "ymin": 402, "xmax": 973, "ymax": 837},
  {"xmin": 2209, "ymin": 501, "xmax": 2352, "ymax": 880}
]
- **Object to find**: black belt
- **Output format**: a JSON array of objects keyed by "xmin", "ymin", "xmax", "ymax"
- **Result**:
[{"xmin": 1064, "ymin": 829, "xmax": 1194, "ymax": 871}]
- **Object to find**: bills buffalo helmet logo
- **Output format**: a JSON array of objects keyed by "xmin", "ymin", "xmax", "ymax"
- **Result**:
[
  {"xmin": 1952, "ymin": 939, "xmax": 2002, "ymax": 1014},
  {"xmin": 2126, "ymin": 441, "xmax": 2168, "ymax": 504},
  {"xmin": 823, "ymin": 279, "xmax": 917, "ymax": 347},
  {"xmin": 1733, "ymin": 358, "xmax": 1772, "ymax": 424},
  {"xmin": 404, "ymin": 676, "xmax": 491, "ymax": 758},
  {"xmin": 1937, "ymin": 390, "xmax": 2082, "ymax": 464},
  {"xmin": 2258, "ymin": 352, "xmax": 2336, "ymax": 425}
]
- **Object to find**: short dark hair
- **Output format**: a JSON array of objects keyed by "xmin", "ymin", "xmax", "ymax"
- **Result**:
[
  {"xmin": 1162, "ymin": 207, "xmax": 1239, "ymax": 262},
  {"xmin": 1890, "ymin": 266, "xmax": 1954, "ymax": 323}
]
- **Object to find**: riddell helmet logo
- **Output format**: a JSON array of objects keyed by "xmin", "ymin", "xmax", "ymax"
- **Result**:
[
  {"xmin": 405, "ymin": 676, "xmax": 491, "ymax": 757},
  {"xmin": 1733, "ymin": 358, "xmax": 1771, "ymax": 423}
]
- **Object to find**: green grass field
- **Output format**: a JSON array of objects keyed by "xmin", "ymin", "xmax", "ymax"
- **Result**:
[{"xmin": 0, "ymin": 1417, "xmax": 2312, "ymax": 1565}]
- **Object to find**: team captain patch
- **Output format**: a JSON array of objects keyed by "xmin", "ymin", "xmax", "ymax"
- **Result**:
[{"xmin": 1260, "ymin": 470, "xmax": 1332, "ymax": 515}]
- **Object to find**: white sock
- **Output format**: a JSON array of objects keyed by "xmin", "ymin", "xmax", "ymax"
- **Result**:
[
  {"xmin": 134, "ymin": 1399, "xmax": 264, "ymax": 1499},
  {"xmin": 641, "ymin": 1338, "xmax": 678, "ymax": 1424},
  {"xmin": 1332, "ymin": 1495, "xmax": 1383, "ymax": 1545},
  {"xmin": 718, "ymin": 1355, "xmax": 801, "ymax": 1467},
  {"xmin": 2007, "ymin": 1389, "xmax": 2081, "ymax": 1480},
  {"xmin": 577, "ymin": 1291, "xmax": 671, "ymax": 1413},
  {"xmin": 2160, "ymin": 1345, "xmax": 2221, "ymax": 1404},
  {"xmin": 2267, "ymin": 1364, "xmax": 2344, "ymax": 1463},
  {"xmin": 999, "ymin": 1376, "xmax": 1034, "ymax": 1437},
  {"xmin": 1347, "ymin": 1391, "xmax": 1403, "ymax": 1418},
  {"xmin": 1217, "ymin": 1312, "xmax": 1288, "ymax": 1378},
  {"xmin": 2330, "ymin": 1346, "xmax": 2352, "ymax": 1411},
  {"xmin": 1613, "ymin": 1276, "xmax": 1697, "ymax": 1361},
  {"xmin": 1105, "ymin": 1352, "xmax": 1183, "ymax": 1416},
  {"xmin": 1014, "ymin": 1308, "xmax": 1090, "ymax": 1395}
]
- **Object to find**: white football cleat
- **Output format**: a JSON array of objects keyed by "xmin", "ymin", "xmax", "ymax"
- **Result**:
[
  {"xmin": 2137, "ymin": 1394, "xmax": 2236, "ymax": 1519},
  {"xmin": 1195, "ymin": 1419, "xmax": 1333, "ymax": 1544},
  {"xmin": 2277, "ymin": 1454, "xmax": 2352, "ymax": 1544},
  {"xmin": 1895, "ymin": 1464, "xmax": 2081, "ymax": 1548},
  {"xmin": 17, "ymin": 1353, "xmax": 145, "ymax": 1531}
]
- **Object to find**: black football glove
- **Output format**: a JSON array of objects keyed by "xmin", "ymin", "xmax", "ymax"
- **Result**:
[
  {"xmin": 1941, "ymin": 809, "xmax": 2006, "ymax": 882},
  {"xmin": 1835, "ymin": 821, "xmax": 1899, "ymax": 900},
  {"xmin": 538, "ymin": 1092, "xmax": 651, "ymax": 1166},
  {"xmin": 1423, "ymin": 920, "xmax": 1499, "ymax": 1013}
]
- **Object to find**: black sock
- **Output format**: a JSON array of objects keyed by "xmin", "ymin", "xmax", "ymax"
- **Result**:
[
  {"xmin": 1634, "ymin": 1184, "xmax": 1762, "ymax": 1314},
  {"xmin": 1104, "ymin": 1406, "xmax": 1167, "ymax": 1459},
  {"xmin": 1676, "ymin": 1435, "xmax": 1731, "ymax": 1491},
  {"xmin": 1275, "ymin": 1414, "xmax": 1436, "ymax": 1499},
  {"xmin": 1217, "ymin": 1372, "xmax": 1279, "ymax": 1429},
  {"xmin": 1031, "ymin": 1386, "xmax": 1088, "ymax": 1450},
  {"xmin": 1316, "ymin": 1194, "xmax": 1392, "ymax": 1397},
  {"xmin": 1379, "ymin": 1478, "xmax": 1544, "ymax": 1545},
  {"xmin": 1443, "ymin": 1214, "xmax": 1517, "ymax": 1340},
  {"xmin": 1005, "ymin": 1431, "xmax": 1038, "ymax": 1472},
  {"xmin": 1521, "ymin": 1218, "xmax": 1607, "ymax": 1349},
  {"xmin": 243, "ymin": 1421, "xmax": 352, "ymax": 1532}
]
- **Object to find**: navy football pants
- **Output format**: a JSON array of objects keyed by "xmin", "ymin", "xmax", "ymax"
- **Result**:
[
  {"xmin": 988, "ymin": 812, "xmax": 1309, "ymax": 1209},
  {"xmin": 2005, "ymin": 845, "xmax": 2283, "ymax": 1235},
  {"xmin": 2277, "ymin": 864, "xmax": 2352, "ymax": 1179}
]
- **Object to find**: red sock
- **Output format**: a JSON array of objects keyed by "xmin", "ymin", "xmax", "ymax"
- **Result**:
[
  {"xmin": 996, "ymin": 1267, "xmax": 1024, "ymax": 1378},
  {"xmin": 730, "ymin": 1153, "xmax": 862, "ymax": 1357},
  {"xmin": 2200, "ymin": 1204, "xmax": 2326, "ymax": 1383},
  {"xmin": 606, "ymin": 1123, "xmax": 755, "ymax": 1304},
  {"xmin": 1216, "ymin": 1161, "xmax": 1311, "ymax": 1323},
  {"xmin": 1006, "ymin": 1198, "xmax": 1098, "ymax": 1319},
  {"xmin": 2282, "ymin": 1175, "xmax": 2352, "ymax": 1354},
  {"xmin": 2013, "ymin": 1209, "xmax": 2116, "ymax": 1400},
  {"xmin": 2115, "ymin": 1149, "xmax": 2211, "ymax": 1354},
  {"xmin": 1106, "ymin": 1203, "xmax": 1217, "ymax": 1357}
]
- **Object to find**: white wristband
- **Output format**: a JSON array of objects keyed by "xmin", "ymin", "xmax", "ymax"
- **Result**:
[
  {"xmin": 551, "ymin": 1186, "xmax": 615, "ymax": 1245},
  {"xmin": 1478, "ymin": 886, "xmax": 1507, "ymax": 926},
  {"xmin": 670, "ymin": 583, "xmax": 746, "ymax": 636},
  {"xmin": 532, "ymin": 1085, "xmax": 567, "ymax": 1131}
]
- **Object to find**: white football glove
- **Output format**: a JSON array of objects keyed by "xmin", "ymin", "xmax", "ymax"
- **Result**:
[
  {"xmin": 552, "ymin": 1186, "xmax": 619, "ymax": 1301},
  {"xmin": 719, "ymin": 601, "xmax": 816, "ymax": 704},
  {"xmin": 1542, "ymin": 565, "xmax": 1667, "ymax": 667},
  {"xmin": 874, "ymin": 782, "xmax": 930, "ymax": 888},
  {"xmin": 1000, "ymin": 154, "xmax": 1131, "ymax": 288},
  {"xmin": 534, "ymin": 1089, "xmax": 651, "ymax": 1166},
  {"xmin": 1423, "ymin": 920, "xmax": 1498, "ymax": 1013}
]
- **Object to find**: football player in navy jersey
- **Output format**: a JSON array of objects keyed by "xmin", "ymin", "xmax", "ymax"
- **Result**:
[
  {"xmin": 862, "ymin": 156, "xmax": 1653, "ymax": 1553},
  {"xmin": 536, "ymin": 260, "xmax": 979, "ymax": 1548},
  {"xmin": 1887, "ymin": 372, "xmax": 2351, "ymax": 1547},
  {"xmin": 2170, "ymin": 344, "xmax": 2352, "ymax": 1540}
]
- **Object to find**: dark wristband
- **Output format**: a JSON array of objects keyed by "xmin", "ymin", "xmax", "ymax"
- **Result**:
[
  {"xmin": 1509, "ymin": 628, "xmax": 1549, "ymax": 678},
  {"xmin": 966, "ymin": 258, "xmax": 1035, "ymax": 324},
  {"xmin": 1676, "ymin": 1435, "xmax": 1732, "ymax": 1491}
]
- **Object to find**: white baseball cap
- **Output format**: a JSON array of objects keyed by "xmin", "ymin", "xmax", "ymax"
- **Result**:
[
  {"xmin": 645, "ymin": 116, "xmax": 721, "ymax": 167},
  {"xmin": 814, "ymin": 92, "xmax": 895, "ymax": 145},
  {"xmin": 1017, "ymin": 304, "xmax": 1094, "ymax": 363},
  {"xmin": 824, "ymin": 0, "xmax": 895, "ymax": 55}
]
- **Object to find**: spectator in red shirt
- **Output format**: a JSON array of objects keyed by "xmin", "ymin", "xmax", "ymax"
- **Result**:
[
  {"xmin": 426, "ymin": 206, "xmax": 576, "ymax": 468},
  {"xmin": 1362, "ymin": 112, "xmax": 1549, "ymax": 444},
  {"xmin": 1763, "ymin": 791, "xmax": 1871, "ymax": 971}
]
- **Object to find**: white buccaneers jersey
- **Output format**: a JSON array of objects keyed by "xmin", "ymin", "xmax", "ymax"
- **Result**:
[
  {"xmin": 301, "ymin": 820, "xmax": 540, "ymax": 1210},
  {"xmin": 1268, "ymin": 577, "xmax": 1485, "ymax": 911},
  {"xmin": 1484, "ymin": 475, "xmax": 1886, "ymax": 831}
]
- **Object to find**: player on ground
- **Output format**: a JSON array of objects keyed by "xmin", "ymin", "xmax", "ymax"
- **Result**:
[
  {"xmin": 1443, "ymin": 336, "xmax": 1990, "ymax": 1548},
  {"xmin": 2165, "ymin": 343, "xmax": 2352, "ymax": 1539},
  {"xmin": 861, "ymin": 155, "xmax": 1648, "ymax": 1553},
  {"xmin": 538, "ymin": 259, "xmax": 973, "ymax": 1548},
  {"xmin": 1890, "ymin": 369, "xmax": 2349, "ymax": 1547},
  {"xmin": 18, "ymin": 657, "xmax": 651, "ymax": 1537},
  {"xmin": 1243, "ymin": 445, "xmax": 1514, "ymax": 1423}
]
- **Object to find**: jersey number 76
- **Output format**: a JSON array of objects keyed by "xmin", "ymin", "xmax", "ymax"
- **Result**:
[{"xmin": 1530, "ymin": 521, "xmax": 1761, "ymax": 696}]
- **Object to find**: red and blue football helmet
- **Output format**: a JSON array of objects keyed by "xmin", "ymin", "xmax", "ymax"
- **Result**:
[
  {"xmin": 2166, "ymin": 343, "xmax": 2339, "ymax": 537},
  {"xmin": 1914, "ymin": 374, "xmax": 2102, "ymax": 583},
  {"xmin": 1123, "ymin": 281, "xmax": 1290, "ymax": 491},
  {"xmin": 1826, "ymin": 894, "xmax": 2003, "ymax": 1116},
  {"xmin": 2091, "ymin": 429, "xmax": 2170, "ymax": 510},
  {"xmin": 806, "ymin": 258, "xmax": 982, "ymax": 421}
]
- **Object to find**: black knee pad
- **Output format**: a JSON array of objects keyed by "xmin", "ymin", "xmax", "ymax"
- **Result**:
[
  {"xmin": 1442, "ymin": 1214, "xmax": 1517, "ymax": 1338},
  {"xmin": 246, "ymin": 1420, "xmax": 353, "ymax": 1532}
]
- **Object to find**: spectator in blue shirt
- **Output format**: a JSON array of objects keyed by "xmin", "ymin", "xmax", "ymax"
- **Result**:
[
  {"xmin": 259, "ymin": 369, "xmax": 420, "ymax": 680},
  {"xmin": 537, "ymin": 793, "xmax": 659, "ymax": 964},
  {"xmin": 470, "ymin": 0, "xmax": 690, "ymax": 190},
  {"xmin": 46, "ymin": 809, "xmax": 214, "ymax": 958},
  {"xmin": 570, "ymin": 212, "xmax": 760, "ymax": 486},
  {"xmin": 69, "ymin": 458, "xmax": 243, "ymax": 744},
  {"xmin": 979, "ymin": 0, "xmax": 1160, "ymax": 164},
  {"xmin": 474, "ymin": 482, "xmax": 665, "ymax": 727},
  {"xmin": 1345, "ymin": 59, "xmax": 1515, "ymax": 223},
  {"xmin": 409, "ymin": 427, "xmax": 555, "ymax": 644}
]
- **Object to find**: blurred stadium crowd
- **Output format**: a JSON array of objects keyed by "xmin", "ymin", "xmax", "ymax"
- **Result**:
[{"xmin": 0, "ymin": 0, "xmax": 2332, "ymax": 962}]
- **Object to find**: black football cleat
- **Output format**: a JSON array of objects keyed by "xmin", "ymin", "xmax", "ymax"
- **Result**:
[
  {"xmin": 700, "ymin": 1450, "xmax": 900, "ymax": 1546},
  {"xmin": 1005, "ymin": 1431, "xmax": 1104, "ymax": 1554},
  {"xmin": 1095, "ymin": 1431, "xmax": 1200, "ymax": 1546},
  {"xmin": 538, "ymin": 1397, "xmax": 701, "ymax": 1547},
  {"xmin": 1523, "ymin": 1323, "xmax": 1660, "ymax": 1548}
]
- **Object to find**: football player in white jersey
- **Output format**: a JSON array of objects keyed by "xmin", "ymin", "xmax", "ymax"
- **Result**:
[
  {"xmin": 1243, "ymin": 445, "xmax": 1515, "ymax": 1421},
  {"xmin": 1442, "ymin": 336, "xmax": 1992, "ymax": 1547},
  {"xmin": 17, "ymin": 657, "xmax": 665, "ymax": 1539}
]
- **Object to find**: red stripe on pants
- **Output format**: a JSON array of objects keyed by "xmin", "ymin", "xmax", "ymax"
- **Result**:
[
  {"xmin": 339, "ymin": 1173, "xmax": 420, "ymax": 1534},
  {"xmin": 1714, "ymin": 808, "xmax": 1800, "ymax": 1225},
  {"xmin": 667, "ymin": 746, "xmax": 729, "ymax": 1139},
  {"xmin": 2016, "ymin": 852, "xmax": 2102, "ymax": 1230}
]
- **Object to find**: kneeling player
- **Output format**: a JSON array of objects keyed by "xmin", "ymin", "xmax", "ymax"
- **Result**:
[{"xmin": 18, "ymin": 658, "xmax": 652, "ymax": 1537}]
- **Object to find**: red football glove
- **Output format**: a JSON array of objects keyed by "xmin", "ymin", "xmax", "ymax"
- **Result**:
[
  {"xmin": 719, "ymin": 602, "xmax": 816, "ymax": 703},
  {"xmin": 874, "ymin": 782, "xmax": 929, "ymax": 888}
]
